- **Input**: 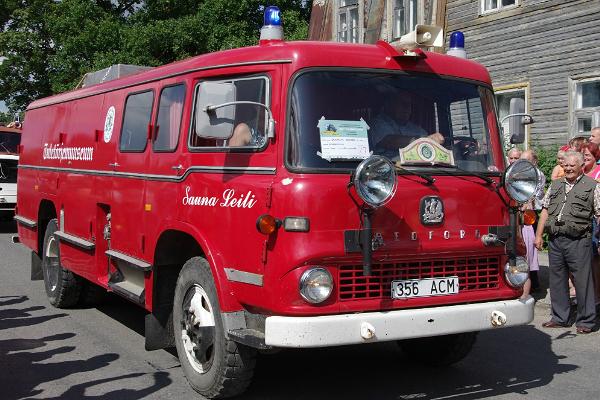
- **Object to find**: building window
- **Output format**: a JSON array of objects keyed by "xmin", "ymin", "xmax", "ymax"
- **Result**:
[
  {"xmin": 392, "ymin": 0, "xmax": 418, "ymax": 40},
  {"xmin": 338, "ymin": 0, "xmax": 359, "ymax": 43},
  {"xmin": 481, "ymin": 0, "xmax": 518, "ymax": 14},
  {"xmin": 572, "ymin": 78, "xmax": 600, "ymax": 136},
  {"xmin": 495, "ymin": 86, "xmax": 528, "ymax": 149}
]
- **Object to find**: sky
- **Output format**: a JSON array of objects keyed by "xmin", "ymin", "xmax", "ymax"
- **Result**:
[{"xmin": 0, "ymin": 101, "xmax": 7, "ymax": 113}]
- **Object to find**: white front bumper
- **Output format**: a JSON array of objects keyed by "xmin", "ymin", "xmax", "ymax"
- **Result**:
[{"xmin": 265, "ymin": 296, "xmax": 535, "ymax": 348}]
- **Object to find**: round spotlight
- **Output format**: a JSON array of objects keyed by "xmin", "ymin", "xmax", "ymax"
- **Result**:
[{"xmin": 353, "ymin": 155, "xmax": 397, "ymax": 208}]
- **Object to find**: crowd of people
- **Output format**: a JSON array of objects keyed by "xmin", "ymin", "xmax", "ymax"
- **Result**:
[{"xmin": 508, "ymin": 127, "xmax": 600, "ymax": 334}]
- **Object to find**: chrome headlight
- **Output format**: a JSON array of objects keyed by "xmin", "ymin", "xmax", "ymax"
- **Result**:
[
  {"xmin": 354, "ymin": 155, "xmax": 397, "ymax": 208},
  {"xmin": 504, "ymin": 159, "xmax": 539, "ymax": 203},
  {"xmin": 504, "ymin": 256, "xmax": 529, "ymax": 288},
  {"xmin": 299, "ymin": 268, "xmax": 333, "ymax": 304}
]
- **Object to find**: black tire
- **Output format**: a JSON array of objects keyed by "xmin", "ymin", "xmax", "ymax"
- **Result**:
[
  {"xmin": 41, "ymin": 219, "xmax": 82, "ymax": 307},
  {"xmin": 173, "ymin": 257, "xmax": 256, "ymax": 399},
  {"xmin": 398, "ymin": 332, "xmax": 477, "ymax": 367}
]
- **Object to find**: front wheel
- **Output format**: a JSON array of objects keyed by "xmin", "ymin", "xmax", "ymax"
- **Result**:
[
  {"xmin": 41, "ymin": 219, "xmax": 82, "ymax": 307},
  {"xmin": 398, "ymin": 332, "xmax": 477, "ymax": 367},
  {"xmin": 173, "ymin": 257, "xmax": 256, "ymax": 399}
]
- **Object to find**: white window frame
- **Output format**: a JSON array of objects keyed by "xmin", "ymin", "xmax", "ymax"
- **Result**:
[
  {"xmin": 390, "ymin": 0, "xmax": 419, "ymax": 41},
  {"xmin": 481, "ymin": 0, "xmax": 519, "ymax": 15},
  {"xmin": 337, "ymin": 0, "xmax": 362, "ymax": 43},
  {"xmin": 570, "ymin": 76, "xmax": 600, "ymax": 138},
  {"xmin": 495, "ymin": 83, "xmax": 530, "ymax": 150}
]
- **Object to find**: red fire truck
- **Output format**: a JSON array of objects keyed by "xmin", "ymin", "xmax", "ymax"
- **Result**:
[{"xmin": 15, "ymin": 8, "xmax": 539, "ymax": 398}]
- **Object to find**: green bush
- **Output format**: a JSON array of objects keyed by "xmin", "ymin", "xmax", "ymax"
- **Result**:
[{"xmin": 533, "ymin": 145, "xmax": 559, "ymax": 187}]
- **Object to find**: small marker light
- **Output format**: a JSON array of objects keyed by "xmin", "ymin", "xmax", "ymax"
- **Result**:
[
  {"xmin": 256, "ymin": 214, "xmax": 280, "ymax": 235},
  {"xmin": 447, "ymin": 31, "xmax": 467, "ymax": 59},
  {"xmin": 260, "ymin": 5, "xmax": 284, "ymax": 41},
  {"xmin": 283, "ymin": 217, "xmax": 310, "ymax": 232}
]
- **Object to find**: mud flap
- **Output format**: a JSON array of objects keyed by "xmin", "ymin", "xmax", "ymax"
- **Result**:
[
  {"xmin": 31, "ymin": 251, "xmax": 43, "ymax": 281},
  {"xmin": 145, "ymin": 310, "xmax": 174, "ymax": 351}
]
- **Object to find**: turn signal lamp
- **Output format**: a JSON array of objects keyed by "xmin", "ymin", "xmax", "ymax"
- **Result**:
[
  {"xmin": 260, "ymin": 6, "xmax": 283, "ymax": 41},
  {"xmin": 523, "ymin": 210, "xmax": 536, "ymax": 226},
  {"xmin": 256, "ymin": 214, "xmax": 279, "ymax": 235}
]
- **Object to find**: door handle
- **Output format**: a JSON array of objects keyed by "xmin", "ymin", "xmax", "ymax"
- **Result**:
[
  {"xmin": 108, "ymin": 162, "xmax": 120, "ymax": 168},
  {"xmin": 171, "ymin": 164, "xmax": 183, "ymax": 170}
]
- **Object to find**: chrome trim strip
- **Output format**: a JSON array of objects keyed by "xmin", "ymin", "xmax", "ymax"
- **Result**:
[
  {"xmin": 53, "ymin": 230, "xmax": 95, "ymax": 250},
  {"xmin": 14, "ymin": 215, "xmax": 37, "ymax": 228},
  {"xmin": 27, "ymin": 59, "xmax": 293, "ymax": 110},
  {"xmin": 106, "ymin": 250, "xmax": 152, "ymax": 271},
  {"xmin": 18, "ymin": 164, "xmax": 276, "ymax": 181},
  {"xmin": 224, "ymin": 268, "xmax": 263, "ymax": 287}
]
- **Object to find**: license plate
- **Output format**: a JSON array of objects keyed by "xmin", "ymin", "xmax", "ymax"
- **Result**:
[{"xmin": 391, "ymin": 276, "xmax": 459, "ymax": 299}]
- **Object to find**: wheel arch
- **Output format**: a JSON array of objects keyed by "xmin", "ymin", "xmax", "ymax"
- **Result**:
[{"xmin": 151, "ymin": 223, "xmax": 241, "ymax": 313}]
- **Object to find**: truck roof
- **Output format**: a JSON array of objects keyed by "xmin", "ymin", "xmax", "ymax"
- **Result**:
[{"xmin": 27, "ymin": 40, "xmax": 492, "ymax": 110}]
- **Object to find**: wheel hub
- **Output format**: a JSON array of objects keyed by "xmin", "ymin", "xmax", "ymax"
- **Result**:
[{"xmin": 181, "ymin": 284, "xmax": 216, "ymax": 374}]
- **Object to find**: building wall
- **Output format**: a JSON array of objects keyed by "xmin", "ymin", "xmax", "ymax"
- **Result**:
[
  {"xmin": 309, "ymin": 1, "xmax": 442, "ymax": 44},
  {"xmin": 446, "ymin": 0, "xmax": 600, "ymax": 147}
]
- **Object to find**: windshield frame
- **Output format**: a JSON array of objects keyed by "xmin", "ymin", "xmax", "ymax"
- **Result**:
[{"xmin": 284, "ymin": 67, "xmax": 502, "ymax": 176}]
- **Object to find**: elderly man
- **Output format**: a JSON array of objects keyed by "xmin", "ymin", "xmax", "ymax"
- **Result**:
[
  {"xmin": 507, "ymin": 147, "xmax": 522, "ymax": 165},
  {"xmin": 535, "ymin": 151, "xmax": 598, "ymax": 334}
]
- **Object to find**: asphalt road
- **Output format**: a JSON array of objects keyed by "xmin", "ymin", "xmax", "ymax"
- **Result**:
[{"xmin": 1, "ymin": 219, "xmax": 599, "ymax": 400}]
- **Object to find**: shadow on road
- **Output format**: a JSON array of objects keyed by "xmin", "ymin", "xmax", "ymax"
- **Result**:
[
  {"xmin": 0, "ymin": 219, "xmax": 17, "ymax": 234},
  {"xmin": 245, "ymin": 325, "xmax": 575, "ymax": 400},
  {"xmin": 0, "ymin": 295, "xmax": 172, "ymax": 400}
]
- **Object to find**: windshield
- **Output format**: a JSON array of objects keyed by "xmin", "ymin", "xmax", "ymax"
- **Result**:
[
  {"xmin": 0, "ymin": 131, "xmax": 20, "ymax": 154},
  {"xmin": 287, "ymin": 70, "xmax": 499, "ymax": 173}
]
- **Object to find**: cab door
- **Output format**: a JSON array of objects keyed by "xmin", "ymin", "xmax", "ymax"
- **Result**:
[{"xmin": 182, "ymin": 68, "xmax": 281, "ymax": 285}]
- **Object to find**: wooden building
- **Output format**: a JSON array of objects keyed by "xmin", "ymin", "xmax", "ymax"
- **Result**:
[{"xmin": 309, "ymin": 0, "xmax": 600, "ymax": 147}]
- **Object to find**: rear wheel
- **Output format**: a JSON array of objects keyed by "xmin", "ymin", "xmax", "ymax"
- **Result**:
[
  {"xmin": 173, "ymin": 257, "xmax": 256, "ymax": 398},
  {"xmin": 398, "ymin": 332, "xmax": 477, "ymax": 367},
  {"xmin": 41, "ymin": 219, "xmax": 82, "ymax": 307}
]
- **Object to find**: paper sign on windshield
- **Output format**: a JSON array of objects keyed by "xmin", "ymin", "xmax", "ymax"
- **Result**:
[{"xmin": 317, "ymin": 117, "xmax": 370, "ymax": 161}]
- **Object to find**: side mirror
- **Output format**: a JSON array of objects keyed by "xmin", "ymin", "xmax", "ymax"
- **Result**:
[
  {"xmin": 195, "ymin": 81, "xmax": 236, "ymax": 139},
  {"xmin": 505, "ymin": 98, "xmax": 534, "ymax": 145}
]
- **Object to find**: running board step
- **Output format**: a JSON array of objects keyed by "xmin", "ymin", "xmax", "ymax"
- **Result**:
[
  {"xmin": 108, "ymin": 281, "xmax": 145, "ymax": 306},
  {"xmin": 106, "ymin": 250, "xmax": 152, "ymax": 271}
]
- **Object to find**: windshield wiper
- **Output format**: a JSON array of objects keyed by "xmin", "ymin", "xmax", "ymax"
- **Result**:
[
  {"xmin": 401, "ymin": 161, "xmax": 497, "ymax": 187},
  {"xmin": 394, "ymin": 164, "xmax": 436, "ymax": 185},
  {"xmin": 434, "ymin": 162, "xmax": 497, "ymax": 186}
]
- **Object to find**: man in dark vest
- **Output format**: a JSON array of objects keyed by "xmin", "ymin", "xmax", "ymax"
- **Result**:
[{"xmin": 535, "ymin": 151, "xmax": 597, "ymax": 334}]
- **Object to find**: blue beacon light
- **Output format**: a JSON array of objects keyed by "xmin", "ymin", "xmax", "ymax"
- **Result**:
[
  {"xmin": 260, "ymin": 6, "xmax": 284, "ymax": 41},
  {"xmin": 447, "ymin": 31, "xmax": 467, "ymax": 59},
  {"xmin": 264, "ymin": 6, "xmax": 281, "ymax": 26}
]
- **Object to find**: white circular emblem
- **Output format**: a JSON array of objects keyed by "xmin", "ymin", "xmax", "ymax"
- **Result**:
[
  {"xmin": 417, "ymin": 143, "xmax": 436, "ymax": 162},
  {"xmin": 103, "ymin": 106, "xmax": 116, "ymax": 143}
]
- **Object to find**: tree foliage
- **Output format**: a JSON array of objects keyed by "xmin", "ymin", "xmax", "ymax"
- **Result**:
[{"xmin": 0, "ymin": 0, "xmax": 310, "ymax": 112}]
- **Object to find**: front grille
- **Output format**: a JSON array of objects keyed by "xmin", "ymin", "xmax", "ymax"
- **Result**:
[{"xmin": 338, "ymin": 256, "xmax": 500, "ymax": 300}]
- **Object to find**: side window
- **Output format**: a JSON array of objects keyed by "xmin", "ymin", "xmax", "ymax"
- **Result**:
[
  {"xmin": 154, "ymin": 84, "xmax": 185, "ymax": 152},
  {"xmin": 120, "ymin": 91, "xmax": 154, "ymax": 152},
  {"xmin": 190, "ymin": 76, "xmax": 268, "ymax": 150}
]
